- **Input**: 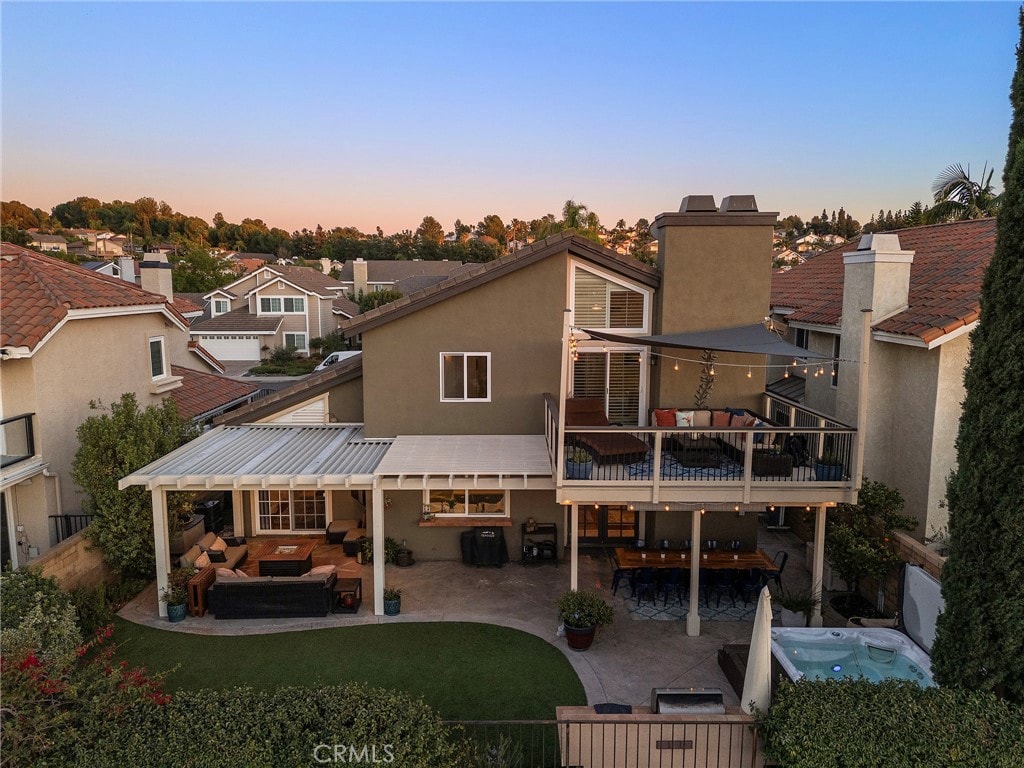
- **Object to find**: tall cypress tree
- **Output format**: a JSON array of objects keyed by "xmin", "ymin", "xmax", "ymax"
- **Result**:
[{"xmin": 931, "ymin": 9, "xmax": 1024, "ymax": 703}]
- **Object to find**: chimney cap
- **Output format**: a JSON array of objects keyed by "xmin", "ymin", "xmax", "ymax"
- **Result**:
[
  {"xmin": 679, "ymin": 195, "xmax": 717, "ymax": 213},
  {"xmin": 719, "ymin": 195, "xmax": 758, "ymax": 213},
  {"xmin": 856, "ymin": 233, "xmax": 903, "ymax": 252}
]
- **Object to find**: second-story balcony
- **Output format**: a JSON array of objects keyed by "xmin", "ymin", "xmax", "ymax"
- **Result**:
[{"xmin": 543, "ymin": 394, "xmax": 859, "ymax": 506}]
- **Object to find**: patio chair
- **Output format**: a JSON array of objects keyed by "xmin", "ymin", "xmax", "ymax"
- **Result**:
[
  {"xmin": 634, "ymin": 568, "xmax": 658, "ymax": 606},
  {"xmin": 737, "ymin": 569, "xmax": 764, "ymax": 605},
  {"xmin": 612, "ymin": 567, "xmax": 637, "ymax": 597},
  {"xmin": 658, "ymin": 568, "xmax": 687, "ymax": 606},
  {"xmin": 707, "ymin": 569, "xmax": 738, "ymax": 608},
  {"xmin": 762, "ymin": 551, "xmax": 789, "ymax": 591}
]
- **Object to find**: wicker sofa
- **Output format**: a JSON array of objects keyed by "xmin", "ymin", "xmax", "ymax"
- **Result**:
[
  {"xmin": 206, "ymin": 571, "xmax": 337, "ymax": 619},
  {"xmin": 179, "ymin": 532, "xmax": 248, "ymax": 571}
]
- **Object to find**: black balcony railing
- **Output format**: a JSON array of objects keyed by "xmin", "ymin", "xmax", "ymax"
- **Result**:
[
  {"xmin": 50, "ymin": 514, "xmax": 94, "ymax": 544},
  {"xmin": 0, "ymin": 413, "xmax": 35, "ymax": 468}
]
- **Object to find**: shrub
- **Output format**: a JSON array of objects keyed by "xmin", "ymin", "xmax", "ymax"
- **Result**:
[
  {"xmin": 268, "ymin": 345, "xmax": 296, "ymax": 364},
  {"xmin": 70, "ymin": 583, "xmax": 114, "ymax": 635},
  {"xmin": 557, "ymin": 590, "xmax": 614, "ymax": 629},
  {"xmin": 0, "ymin": 569, "xmax": 82, "ymax": 666},
  {"xmin": 755, "ymin": 679, "xmax": 1024, "ymax": 767}
]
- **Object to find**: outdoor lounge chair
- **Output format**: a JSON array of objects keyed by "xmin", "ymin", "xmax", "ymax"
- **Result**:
[{"xmin": 564, "ymin": 397, "xmax": 650, "ymax": 465}]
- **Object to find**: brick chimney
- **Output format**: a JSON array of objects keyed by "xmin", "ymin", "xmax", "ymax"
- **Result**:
[{"xmin": 139, "ymin": 251, "xmax": 174, "ymax": 302}]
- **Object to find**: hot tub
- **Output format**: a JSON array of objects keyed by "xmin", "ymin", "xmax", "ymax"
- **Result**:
[{"xmin": 771, "ymin": 627, "xmax": 934, "ymax": 687}]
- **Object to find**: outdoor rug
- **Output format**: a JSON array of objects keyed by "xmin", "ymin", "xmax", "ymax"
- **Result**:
[{"xmin": 612, "ymin": 585, "xmax": 775, "ymax": 622}]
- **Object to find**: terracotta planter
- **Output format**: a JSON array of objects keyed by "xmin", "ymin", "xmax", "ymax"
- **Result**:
[{"xmin": 564, "ymin": 624, "xmax": 597, "ymax": 651}]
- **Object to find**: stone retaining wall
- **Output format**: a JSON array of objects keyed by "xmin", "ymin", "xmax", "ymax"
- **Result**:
[{"xmin": 32, "ymin": 530, "xmax": 112, "ymax": 591}]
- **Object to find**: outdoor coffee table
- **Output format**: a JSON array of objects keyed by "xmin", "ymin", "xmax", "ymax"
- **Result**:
[{"xmin": 255, "ymin": 540, "xmax": 316, "ymax": 576}]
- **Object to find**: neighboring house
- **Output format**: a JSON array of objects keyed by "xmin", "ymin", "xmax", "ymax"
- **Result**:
[
  {"xmin": 82, "ymin": 257, "xmax": 137, "ymax": 283},
  {"xmin": 191, "ymin": 264, "xmax": 347, "ymax": 360},
  {"xmin": 28, "ymin": 233, "xmax": 67, "ymax": 253},
  {"xmin": 125, "ymin": 194, "xmax": 855, "ymax": 628},
  {"xmin": 771, "ymin": 218, "xmax": 997, "ymax": 537},
  {"xmin": 333, "ymin": 258, "xmax": 463, "ymax": 297},
  {"xmin": 65, "ymin": 229, "xmax": 125, "ymax": 256},
  {"xmin": 0, "ymin": 243, "xmax": 259, "ymax": 568}
]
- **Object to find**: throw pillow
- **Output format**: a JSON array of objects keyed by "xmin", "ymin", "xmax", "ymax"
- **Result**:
[
  {"xmin": 308, "ymin": 564, "xmax": 336, "ymax": 576},
  {"xmin": 753, "ymin": 419, "xmax": 767, "ymax": 444},
  {"xmin": 675, "ymin": 410, "xmax": 695, "ymax": 428},
  {"xmin": 197, "ymin": 532, "xmax": 217, "ymax": 551},
  {"xmin": 208, "ymin": 549, "xmax": 227, "ymax": 563},
  {"xmin": 692, "ymin": 410, "xmax": 712, "ymax": 428},
  {"xmin": 209, "ymin": 537, "xmax": 228, "ymax": 552},
  {"xmin": 233, "ymin": 569, "xmax": 250, "ymax": 578},
  {"xmin": 216, "ymin": 568, "xmax": 237, "ymax": 579},
  {"xmin": 711, "ymin": 410, "xmax": 731, "ymax": 428},
  {"xmin": 194, "ymin": 552, "xmax": 211, "ymax": 569},
  {"xmin": 180, "ymin": 545, "xmax": 203, "ymax": 568},
  {"xmin": 653, "ymin": 408, "xmax": 677, "ymax": 427}
]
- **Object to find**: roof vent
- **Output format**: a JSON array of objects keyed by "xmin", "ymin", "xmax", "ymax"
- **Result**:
[
  {"xmin": 719, "ymin": 195, "xmax": 758, "ymax": 213},
  {"xmin": 856, "ymin": 233, "xmax": 902, "ymax": 252},
  {"xmin": 678, "ymin": 195, "xmax": 717, "ymax": 213}
]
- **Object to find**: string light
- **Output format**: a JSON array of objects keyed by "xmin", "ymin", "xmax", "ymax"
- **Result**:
[
  {"xmin": 709, "ymin": 364, "xmax": 716, "ymax": 376},
  {"xmin": 673, "ymin": 361, "xmax": 679, "ymax": 371},
  {"xmin": 783, "ymin": 370, "xmax": 790, "ymax": 378},
  {"xmin": 746, "ymin": 366, "xmax": 752, "ymax": 378}
]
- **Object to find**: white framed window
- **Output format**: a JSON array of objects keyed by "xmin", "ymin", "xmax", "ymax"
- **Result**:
[
  {"xmin": 284, "ymin": 333, "xmax": 307, "ymax": 352},
  {"xmin": 831, "ymin": 335, "xmax": 841, "ymax": 388},
  {"xmin": 571, "ymin": 265, "xmax": 649, "ymax": 332},
  {"xmin": 426, "ymin": 489, "xmax": 508, "ymax": 518},
  {"xmin": 259, "ymin": 296, "xmax": 305, "ymax": 313},
  {"xmin": 794, "ymin": 328, "xmax": 809, "ymax": 349},
  {"xmin": 149, "ymin": 337, "xmax": 167, "ymax": 378},
  {"xmin": 257, "ymin": 489, "xmax": 327, "ymax": 532},
  {"xmin": 440, "ymin": 352, "xmax": 490, "ymax": 402},
  {"xmin": 212, "ymin": 299, "xmax": 229, "ymax": 315}
]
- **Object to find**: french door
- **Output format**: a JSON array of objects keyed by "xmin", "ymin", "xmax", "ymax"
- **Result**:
[
  {"xmin": 256, "ymin": 490, "xmax": 327, "ymax": 533},
  {"xmin": 577, "ymin": 505, "xmax": 639, "ymax": 545},
  {"xmin": 572, "ymin": 348, "xmax": 644, "ymax": 425}
]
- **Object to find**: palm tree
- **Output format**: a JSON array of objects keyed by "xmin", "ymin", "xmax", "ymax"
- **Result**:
[{"xmin": 925, "ymin": 163, "xmax": 1002, "ymax": 223}]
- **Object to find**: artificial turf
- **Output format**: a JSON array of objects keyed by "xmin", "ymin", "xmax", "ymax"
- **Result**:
[{"xmin": 112, "ymin": 617, "xmax": 586, "ymax": 720}]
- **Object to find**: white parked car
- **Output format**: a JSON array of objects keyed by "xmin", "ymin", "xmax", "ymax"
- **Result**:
[{"xmin": 313, "ymin": 350, "xmax": 361, "ymax": 372}]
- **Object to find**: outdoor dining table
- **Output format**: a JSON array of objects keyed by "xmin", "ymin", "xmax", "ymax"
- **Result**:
[{"xmin": 614, "ymin": 547, "xmax": 776, "ymax": 571}]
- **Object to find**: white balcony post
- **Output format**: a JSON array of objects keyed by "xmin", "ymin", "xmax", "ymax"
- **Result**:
[
  {"xmin": 151, "ymin": 487, "xmax": 170, "ymax": 618},
  {"xmin": 372, "ymin": 485, "xmax": 385, "ymax": 616},
  {"xmin": 687, "ymin": 509, "xmax": 702, "ymax": 637},
  {"xmin": 556, "ymin": 309, "xmax": 572, "ymax": 485},
  {"xmin": 651, "ymin": 431, "xmax": 662, "ymax": 503},
  {"xmin": 811, "ymin": 504, "xmax": 827, "ymax": 627},
  {"xmin": 570, "ymin": 503, "xmax": 579, "ymax": 591},
  {"xmin": 851, "ymin": 309, "xmax": 873, "ymax": 491}
]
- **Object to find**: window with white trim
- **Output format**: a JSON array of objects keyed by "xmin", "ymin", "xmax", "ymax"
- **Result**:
[
  {"xmin": 426, "ymin": 489, "xmax": 508, "ymax": 517},
  {"xmin": 212, "ymin": 299, "xmax": 229, "ymax": 315},
  {"xmin": 284, "ymin": 333, "xmax": 307, "ymax": 352},
  {"xmin": 259, "ymin": 296, "xmax": 305, "ymax": 313},
  {"xmin": 831, "ymin": 335, "xmax": 841, "ymax": 388},
  {"xmin": 149, "ymin": 337, "xmax": 166, "ymax": 378},
  {"xmin": 440, "ymin": 353, "xmax": 490, "ymax": 401},
  {"xmin": 572, "ymin": 266, "xmax": 647, "ymax": 330},
  {"xmin": 794, "ymin": 328, "xmax": 809, "ymax": 349},
  {"xmin": 257, "ymin": 489, "xmax": 326, "ymax": 531}
]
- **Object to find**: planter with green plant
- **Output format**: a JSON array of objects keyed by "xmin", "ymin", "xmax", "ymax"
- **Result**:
[
  {"xmin": 557, "ymin": 589, "xmax": 613, "ymax": 650},
  {"xmin": 812, "ymin": 451, "xmax": 845, "ymax": 481},
  {"xmin": 776, "ymin": 585, "xmax": 821, "ymax": 627},
  {"xmin": 383, "ymin": 587, "xmax": 402, "ymax": 616},
  {"xmin": 160, "ymin": 567, "xmax": 192, "ymax": 622},
  {"xmin": 564, "ymin": 446, "xmax": 594, "ymax": 480}
]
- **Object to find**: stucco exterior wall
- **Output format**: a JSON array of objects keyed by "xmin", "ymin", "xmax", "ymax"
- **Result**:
[
  {"xmin": 801, "ymin": 330, "xmax": 839, "ymax": 416},
  {"xmin": 3, "ymin": 476, "xmax": 53, "ymax": 565},
  {"xmin": 926, "ymin": 335, "xmax": 969, "ymax": 533},
  {"xmin": 328, "ymin": 377, "xmax": 365, "ymax": 423},
  {"xmin": 648, "ymin": 509, "xmax": 759, "ymax": 550},
  {"xmin": 360, "ymin": 254, "xmax": 567, "ymax": 438}
]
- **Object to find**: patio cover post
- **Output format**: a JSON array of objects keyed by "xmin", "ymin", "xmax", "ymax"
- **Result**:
[
  {"xmin": 231, "ymin": 489, "xmax": 244, "ymax": 536},
  {"xmin": 569, "ymin": 503, "xmax": 579, "ymax": 591},
  {"xmin": 371, "ymin": 485, "xmax": 384, "ymax": 615},
  {"xmin": 811, "ymin": 504, "xmax": 826, "ymax": 627},
  {"xmin": 687, "ymin": 508, "xmax": 702, "ymax": 637},
  {"xmin": 152, "ymin": 487, "xmax": 170, "ymax": 618}
]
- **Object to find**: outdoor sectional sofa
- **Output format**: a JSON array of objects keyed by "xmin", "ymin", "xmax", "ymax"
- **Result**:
[
  {"xmin": 564, "ymin": 397, "xmax": 650, "ymax": 464},
  {"xmin": 206, "ymin": 570, "xmax": 337, "ymax": 619},
  {"xmin": 179, "ymin": 532, "xmax": 248, "ymax": 571}
]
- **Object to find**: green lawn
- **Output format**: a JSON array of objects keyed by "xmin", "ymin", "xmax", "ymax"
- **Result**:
[{"xmin": 112, "ymin": 618, "xmax": 585, "ymax": 720}]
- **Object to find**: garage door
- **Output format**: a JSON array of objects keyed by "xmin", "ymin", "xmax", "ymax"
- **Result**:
[{"xmin": 195, "ymin": 335, "xmax": 261, "ymax": 361}]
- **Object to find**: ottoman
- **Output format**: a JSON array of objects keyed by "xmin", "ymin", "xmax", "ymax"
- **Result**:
[{"xmin": 326, "ymin": 518, "xmax": 358, "ymax": 544}]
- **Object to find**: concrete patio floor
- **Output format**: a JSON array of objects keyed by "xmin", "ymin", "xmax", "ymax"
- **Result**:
[{"xmin": 120, "ymin": 519, "xmax": 841, "ymax": 709}]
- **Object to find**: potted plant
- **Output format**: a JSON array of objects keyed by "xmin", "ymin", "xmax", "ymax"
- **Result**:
[
  {"xmin": 557, "ymin": 589, "xmax": 613, "ymax": 651},
  {"xmin": 359, "ymin": 537, "xmax": 373, "ymax": 565},
  {"xmin": 776, "ymin": 585, "xmax": 820, "ymax": 627},
  {"xmin": 812, "ymin": 451, "xmax": 845, "ymax": 481},
  {"xmin": 161, "ymin": 568, "xmax": 191, "ymax": 622},
  {"xmin": 564, "ymin": 446, "xmax": 594, "ymax": 480},
  {"xmin": 383, "ymin": 587, "xmax": 402, "ymax": 616}
]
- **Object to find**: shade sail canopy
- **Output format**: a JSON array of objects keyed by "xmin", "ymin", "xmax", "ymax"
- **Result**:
[{"xmin": 580, "ymin": 324, "xmax": 835, "ymax": 360}]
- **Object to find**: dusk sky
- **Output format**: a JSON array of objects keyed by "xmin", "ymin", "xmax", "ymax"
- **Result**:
[{"xmin": 2, "ymin": 2, "xmax": 1017, "ymax": 234}]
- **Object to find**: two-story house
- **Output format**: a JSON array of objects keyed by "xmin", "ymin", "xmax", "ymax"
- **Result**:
[
  {"xmin": 333, "ymin": 258, "xmax": 464, "ymax": 297},
  {"xmin": 771, "ymin": 218, "xmax": 997, "ymax": 537},
  {"xmin": 123, "ymin": 195, "xmax": 853, "ymax": 633},
  {"xmin": 190, "ymin": 264, "xmax": 348, "ymax": 360},
  {"xmin": 0, "ymin": 244, "xmax": 258, "ymax": 568}
]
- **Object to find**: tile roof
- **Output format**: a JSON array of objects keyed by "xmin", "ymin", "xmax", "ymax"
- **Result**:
[
  {"xmin": 336, "ymin": 259, "xmax": 464, "ymax": 283},
  {"xmin": 1, "ymin": 242, "xmax": 186, "ymax": 351},
  {"xmin": 168, "ymin": 365, "xmax": 260, "ymax": 422},
  {"xmin": 771, "ymin": 218, "xmax": 996, "ymax": 344},
  {"xmin": 190, "ymin": 306, "xmax": 282, "ymax": 333},
  {"xmin": 171, "ymin": 296, "xmax": 203, "ymax": 315},
  {"xmin": 342, "ymin": 232, "xmax": 660, "ymax": 336},
  {"xmin": 233, "ymin": 258, "xmax": 266, "ymax": 275}
]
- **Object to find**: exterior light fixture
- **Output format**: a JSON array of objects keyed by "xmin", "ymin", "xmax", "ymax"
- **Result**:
[
  {"xmin": 747, "ymin": 366, "xmax": 753, "ymax": 378},
  {"xmin": 673, "ymin": 361, "xmax": 679, "ymax": 371}
]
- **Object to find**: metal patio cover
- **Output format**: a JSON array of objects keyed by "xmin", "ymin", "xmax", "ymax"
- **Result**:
[{"xmin": 580, "ymin": 324, "xmax": 835, "ymax": 360}]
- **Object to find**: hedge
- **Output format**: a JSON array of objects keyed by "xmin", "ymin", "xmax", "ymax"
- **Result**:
[{"xmin": 756, "ymin": 679, "xmax": 1024, "ymax": 767}]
